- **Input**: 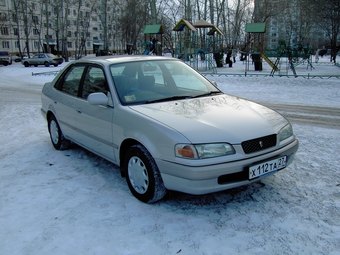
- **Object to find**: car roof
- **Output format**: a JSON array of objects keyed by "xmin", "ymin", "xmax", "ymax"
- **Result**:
[{"xmin": 75, "ymin": 55, "xmax": 178, "ymax": 65}]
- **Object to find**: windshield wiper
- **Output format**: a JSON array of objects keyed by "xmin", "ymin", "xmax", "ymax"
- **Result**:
[
  {"xmin": 191, "ymin": 91, "xmax": 222, "ymax": 98},
  {"xmin": 146, "ymin": 95, "xmax": 191, "ymax": 104}
]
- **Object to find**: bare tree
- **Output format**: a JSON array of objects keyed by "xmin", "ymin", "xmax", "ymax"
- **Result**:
[
  {"xmin": 118, "ymin": 0, "xmax": 149, "ymax": 54},
  {"xmin": 8, "ymin": 0, "xmax": 24, "ymax": 57},
  {"xmin": 253, "ymin": 0, "xmax": 289, "ymax": 23},
  {"xmin": 304, "ymin": 0, "xmax": 340, "ymax": 62},
  {"xmin": 228, "ymin": 0, "xmax": 252, "ymax": 47}
]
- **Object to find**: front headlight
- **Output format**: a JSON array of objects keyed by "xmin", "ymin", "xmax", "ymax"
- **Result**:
[
  {"xmin": 175, "ymin": 143, "xmax": 235, "ymax": 159},
  {"xmin": 278, "ymin": 124, "xmax": 293, "ymax": 142}
]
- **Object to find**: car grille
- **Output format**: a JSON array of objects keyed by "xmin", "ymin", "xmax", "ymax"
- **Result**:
[{"xmin": 241, "ymin": 134, "xmax": 277, "ymax": 154}]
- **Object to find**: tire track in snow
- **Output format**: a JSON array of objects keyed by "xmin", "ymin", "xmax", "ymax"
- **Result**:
[{"xmin": 263, "ymin": 103, "xmax": 340, "ymax": 129}]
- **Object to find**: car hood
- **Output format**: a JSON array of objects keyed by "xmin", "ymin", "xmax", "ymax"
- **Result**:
[{"xmin": 129, "ymin": 94, "xmax": 288, "ymax": 144}]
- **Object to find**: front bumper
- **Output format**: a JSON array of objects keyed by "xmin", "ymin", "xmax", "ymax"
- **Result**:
[{"xmin": 156, "ymin": 139, "xmax": 299, "ymax": 195}]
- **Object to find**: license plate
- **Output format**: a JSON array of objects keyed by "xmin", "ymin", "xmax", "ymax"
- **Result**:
[{"xmin": 249, "ymin": 156, "xmax": 287, "ymax": 180}]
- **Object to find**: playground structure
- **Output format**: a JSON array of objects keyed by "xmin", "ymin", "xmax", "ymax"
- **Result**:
[
  {"xmin": 265, "ymin": 41, "xmax": 314, "ymax": 76},
  {"xmin": 172, "ymin": 19, "xmax": 226, "ymax": 72},
  {"xmin": 141, "ymin": 20, "xmax": 246, "ymax": 72},
  {"xmin": 141, "ymin": 24, "xmax": 164, "ymax": 56},
  {"xmin": 139, "ymin": 21, "xmax": 318, "ymax": 76},
  {"xmin": 245, "ymin": 23, "xmax": 314, "ymax": 77}
]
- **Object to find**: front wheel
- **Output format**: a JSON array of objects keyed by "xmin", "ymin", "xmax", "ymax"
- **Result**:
[
  {"xmin": 124, "ymin": 144, "xmax": 167, "ymax": 203},
  {"xmin": 44, "ymin": 61, "xmax": 50, "ymax": 67},
  {"xmin": 23, "ymin": 62, "xmax": 29, "ymax": 67},
  {"xmin": 48, "ymin": 115, "xmax": 69, "ymax": 150}
]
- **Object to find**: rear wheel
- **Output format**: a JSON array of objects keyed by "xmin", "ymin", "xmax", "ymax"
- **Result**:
[
  {"xmin": 124, "ymin": 144, "xmax": 167, "ymax": 203},
  {"xmin": 48, "ymin": 115, "xmax": 69, "ymax": 150}
]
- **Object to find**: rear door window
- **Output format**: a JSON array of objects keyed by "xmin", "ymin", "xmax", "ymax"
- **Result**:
[{"xmin": 54, "ymin": 65, "xmax": 85, "ymax": 97}]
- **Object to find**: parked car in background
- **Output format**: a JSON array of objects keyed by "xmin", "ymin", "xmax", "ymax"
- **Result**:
[
  {"xmin": 12, "ymin": 55, "xmax": 22, "ymax": 62},
  {"xmin": 22, "ymin": 54, "xmax": 35, "ymax": 59},
  {"xmin": 0, "ymin": 51, "xmax": 12, "ymax": 66},
  {"xmin": 41, "ymin": 55, "xmax": 299, "ymax": 203},
  {"xmin": 21, "ymin": 53, "xmax": 63, "ymax": 67}
]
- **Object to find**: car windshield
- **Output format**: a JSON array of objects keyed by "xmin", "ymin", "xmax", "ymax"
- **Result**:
[{"xmin": 110, "ymin": 59, "xmax": 221, "ymax": 105}]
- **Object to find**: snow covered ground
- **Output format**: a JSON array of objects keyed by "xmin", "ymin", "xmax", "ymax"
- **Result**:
[{"xmin": 0, "ymin": 56, "xmax": 340, "ymax": 255}]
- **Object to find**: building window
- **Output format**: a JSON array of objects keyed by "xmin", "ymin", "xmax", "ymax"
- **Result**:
[
  {"xmin": 32, "ymin": 16, "xmax": 39, "ymax": 24},
  {"xmin": 73, "ymin": 10, "xmax": 76, "ymax": 15},
  {"xmin": 14, "ymin": 28, "xmax": 18, "ymax": 35},
  {"xmin": 0, "ymin": 13, "xmax": 7, "ymax": 21},
  {"xmin": 1, "ymin": 27, "xmax": 9, "ymax": 35},
  {"xmin": 93, "ymin": 27, "xmax": 98, "ymax": 31},
  {"xmin": 12, "ymin": 13, "xmax": 17, "ymax": 22},
  {"xmin": 67, "ymin": 42, "xmax": 72, "ymax": 48},
  {"xmin": 2, "ymin": 41, "xmax": 9, "ymax": 48},
  {"xmin": 67, "ymin": 31, "xmax": 72, "ymax": 37},
  {"xmin": 15, "ymin": 41, "xmax": 19, "ymax": 48},
  {"xmin": 33, "ymin": 28, "xmax": 39, "ymax": 35},
  {"xmin": 34, "ymin": 41, "xmax": 40, "ymax": 49}
]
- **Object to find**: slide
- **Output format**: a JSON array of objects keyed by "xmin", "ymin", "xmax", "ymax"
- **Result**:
[{"xmin": 261, "ymin": 53, "xmax": 279, "ymax": 71}]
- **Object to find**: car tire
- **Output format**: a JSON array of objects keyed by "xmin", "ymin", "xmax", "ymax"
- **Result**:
[
  {"xmin": 44, "ymin": 61, "xmax": 50, "ymax": 67},
  {"xmin": 54, "ymin": 64, "xmax": 58, "ymax": 67},
  {"xmin": 34, "ymin": 65, "xmax": 38, "ymax": 67},
  {"xmin": 124, "ymin": 144, "xmax": 167, "ymax": 203},
  {"xmin": 48, "ymin": 115, "xmax": 70, "ymax": 150},
  {"xmin": 23, "ymin": 62, "xmax": 29, "ymax": 67}
]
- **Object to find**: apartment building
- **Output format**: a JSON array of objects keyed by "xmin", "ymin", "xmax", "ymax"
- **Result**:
[
  {"xmin": 254, "ymin": 0, "xmax": 328, "ymax": 51},
  {"xmin": 0, "ymin": 0, "xmax": 124, "ymax": 56}
]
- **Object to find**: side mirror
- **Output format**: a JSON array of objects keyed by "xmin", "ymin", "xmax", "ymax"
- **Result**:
[{"xmin": 87, "ymin": 92, "xmax": 108, "ymax": 105}]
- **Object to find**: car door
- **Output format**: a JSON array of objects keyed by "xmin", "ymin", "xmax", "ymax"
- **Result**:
[
  {"xmin": 31, "ymin": 54, "xmax": 40, "ymax": 65},
  {"xmin": 53, "ymin": 64, "xmax": 86, "ymax": 139},
  {"xmin": 73, "ymin": 65, "xmax": 115, "ymax": 161}
]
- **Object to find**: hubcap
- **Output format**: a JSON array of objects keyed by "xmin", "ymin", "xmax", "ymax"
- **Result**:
[
  {"xmin": 128, "ymin": 156, "xmax": 149, "ymax": 194},
  {"xmin": 50, "ymin": 120, "xmax": 59, "ymax": 145}
]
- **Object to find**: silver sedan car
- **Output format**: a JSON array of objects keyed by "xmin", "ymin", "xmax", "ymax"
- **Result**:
[
  {"xmin": 41, "ymin": 55, "xmax": 299, "ymax": 203},
  {"xmin": 22, "ymin": 53, "xmax": 63, "ymax": 67}
]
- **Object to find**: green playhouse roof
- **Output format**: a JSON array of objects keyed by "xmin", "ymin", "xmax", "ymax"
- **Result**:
[
  {"xmin": 143, "ymin": 25, "xmax": 164, "ymax": 34},
  {"xmin": 245, "ymin": 23, "xmax": 266, "ymax": 33}
]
